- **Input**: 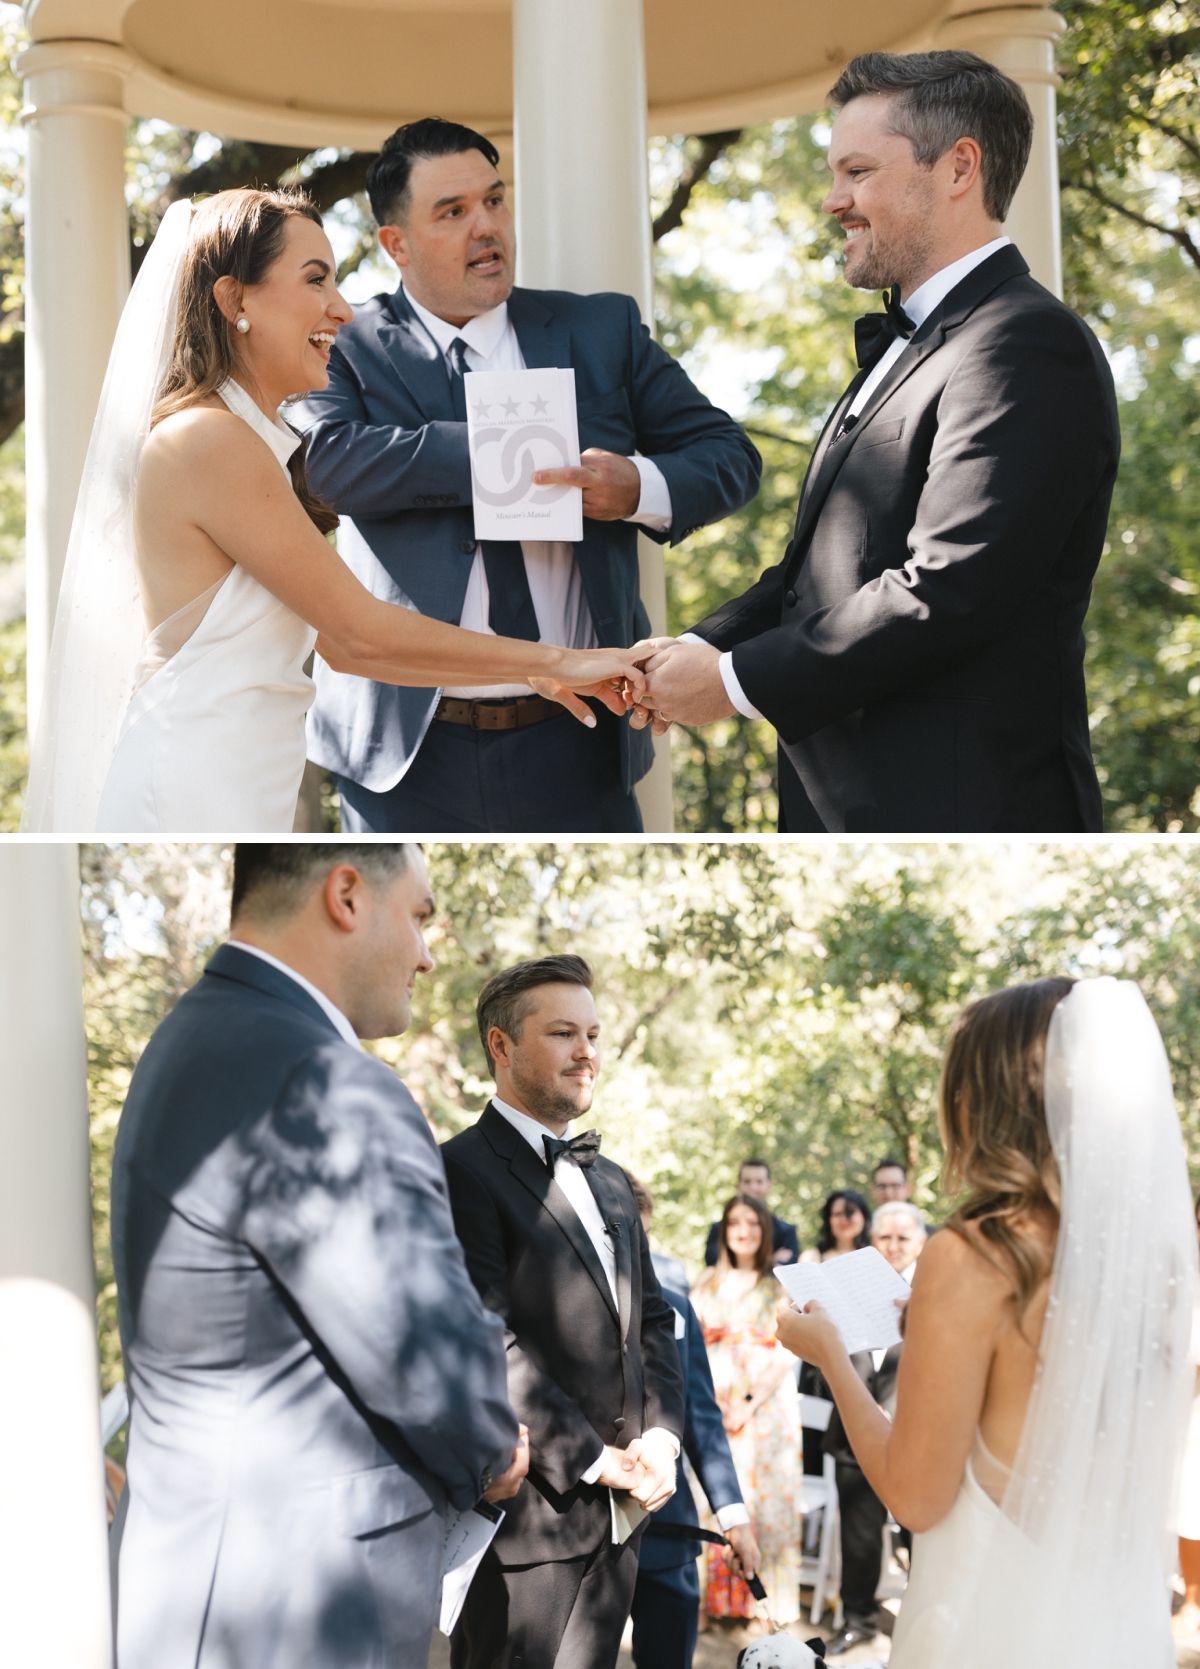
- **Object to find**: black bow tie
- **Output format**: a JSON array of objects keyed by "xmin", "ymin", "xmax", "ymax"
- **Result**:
[
  {"xmin": 854, "ymin": 287, "xmax": 916, "ymax": 372},
  {"xmin": 543, "ymin": 1130, "xmax": 602, "ymax": 1174}
]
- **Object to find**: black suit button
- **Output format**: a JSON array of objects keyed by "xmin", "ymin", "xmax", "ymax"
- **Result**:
[
  {"xmin": 784, "ymin": 589, "xmax": 797, "ymax": 607},
  {"xmin": 614, "ymin": 1417, "xmax": 626, "ymax": 1431},
  {"xmin": 460, "ymin": 540, "xmax": 476, "ymax": 554}
]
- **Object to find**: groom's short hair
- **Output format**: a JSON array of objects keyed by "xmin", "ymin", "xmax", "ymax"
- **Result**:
[
  {"xmin": 231, "ymin": 844, "xmax": 414, "ymax": 923},
  {"xmin": 828, "ymin": 50, "xmax": 1033, "ymax": 222},
  {"xmin": 367, "ymin": 118, "xmax": 502, "ymax": 227},
  {"xmin": 477, "ymin": 954, "xmax": 594, "ymax": 1072}
]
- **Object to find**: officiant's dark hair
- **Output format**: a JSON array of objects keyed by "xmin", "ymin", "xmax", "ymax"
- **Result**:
[
  {"xmin": 152, "ymin": 187, "xmax": 338, "ymax": 535},
  {"xmin": 368, "ymin": 119, "xmax": 502, "ymax": 227},
  {"xmin": 940, "ymin": 976, "xmax": 1076, "ymax": 1322},
  {"xmin": 828, "ymin": 50, "xmax": 1033, "ymax": 222},
  {"xmin": 231, "ymin": 843, "xmax": 414, "ymax": 923},
  {"xmin": 477, "ymin": 955, "xmax": 593, "ymax": 1072}
]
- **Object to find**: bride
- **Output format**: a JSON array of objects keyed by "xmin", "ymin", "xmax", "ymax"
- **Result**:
[
  {"xmin": 777, "ymin": 976, "xmax": 1197, "ymax": 1667},
  {"xmin": 23, "ymin": 188, "xmax": 646, "ymax": 833}
]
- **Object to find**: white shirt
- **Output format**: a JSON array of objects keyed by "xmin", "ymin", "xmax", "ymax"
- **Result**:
[
  {"xmin": 403, "ymin": 287, "xmax": 673, "ymax": 699},
  {"xmin": 229, "ymin": 940, "xmax": 360, "ymax": 1048},
  {"xmin": 698, "ymin": 237, "xmax": 1011, "ymax": 721},
  {"xmin": 490, "ymin": 1094, "xmax": 680, "ymax": 1484}
]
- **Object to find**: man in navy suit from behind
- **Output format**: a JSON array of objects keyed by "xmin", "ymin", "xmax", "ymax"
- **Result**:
[{"xmin": 296, "ymin": 118, "xmax": 761, "ymax": 834}]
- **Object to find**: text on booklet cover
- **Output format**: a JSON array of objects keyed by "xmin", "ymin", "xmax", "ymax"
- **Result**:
[
  {"xmin": 465, "ymin": 367, "xmax": 583, "ymax": 542},
  {"xmin": 774, "ymin": 1246, "xmax": 912, "ymax": 1355}
]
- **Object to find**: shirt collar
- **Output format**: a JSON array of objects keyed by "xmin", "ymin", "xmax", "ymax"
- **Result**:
[
  {"xmin": 402, "ymin": 284, "xmax": 511, "ymax": 362},
  {"xmin": 901, "ymin": 236, "xmax": 1011, "ymax": 331},
  {"xmin": 229, "ymin": 941, "xmax": 360, "ymax": 1048},
  {"xmin": 491, "ymin": 1094, "xmax": 572, "ymax": 1157}
]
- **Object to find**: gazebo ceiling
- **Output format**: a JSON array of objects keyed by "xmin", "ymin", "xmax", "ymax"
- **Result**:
[{"xmin": 27, "ymin": 0, "xmax": 958, "ymax": 147}]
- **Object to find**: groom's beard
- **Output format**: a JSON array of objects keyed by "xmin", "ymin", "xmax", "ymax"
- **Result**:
[
  {"xmin": 841, "ymin": 180, "xmax": 936, "ymax": 297},
  {"xmin": 510, "ymin": 1061, "xmax": 596, "ymax": 1126}
]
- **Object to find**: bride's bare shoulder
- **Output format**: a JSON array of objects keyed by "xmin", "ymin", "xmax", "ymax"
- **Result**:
[
  {"xmin": 141, "ymin": 401, "xmax": 260, "ymax": 472},
  {"xmin": 915, "ymin": 1222, "xmax": 1015, "ymax": 1302}
]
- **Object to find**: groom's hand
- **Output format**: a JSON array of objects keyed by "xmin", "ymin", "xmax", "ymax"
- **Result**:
[
  {"xmin": 621, "ymin": 1434, "xmax": 677, "ymax": 1511},
  {"xmin": 532, "ymin": 448, "xmax": 641, "ymax": 520},
  {"xmin": 640, "ymin": 640, "xmax": 735, "ymax": 727}
]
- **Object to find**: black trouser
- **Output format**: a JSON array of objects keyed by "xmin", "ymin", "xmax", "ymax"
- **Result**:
[
  {"xmin": 835, "ymin": 1459, "xmax": 889, "ymax": 1622},
  {"xmin": 630, "ymin": 1557, "xmax": 700, "ymax": 1669},
  {"xmin": 451, "ymin": 1537, "xmax": 640, "ymax": 1669}
]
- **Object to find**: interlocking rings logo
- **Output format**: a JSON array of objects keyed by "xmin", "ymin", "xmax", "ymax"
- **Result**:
[{"xmin": 470, "ymin": 424, "xmax": 571, "ymax": 507}]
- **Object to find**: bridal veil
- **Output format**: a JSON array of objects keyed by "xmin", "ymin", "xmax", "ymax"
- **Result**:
[
  {"xmin": 941, "ymin": 976, "xmax": 1197, "ymax": 1665},
  {"xmin": 22, "ymin": 198, "xmax": 193, "ymax": 832}
]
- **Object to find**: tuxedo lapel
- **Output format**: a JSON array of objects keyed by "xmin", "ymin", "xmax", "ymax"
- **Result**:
[
  {"xmin": 507, "ymin": 288, "xmax": 573, "ymax": 371},
  {"xmin": 479, "ymin": 1104, "xmax": 620, "ymax": 1325},
  {"xmin": 584, "ymin": 1163, "xmax": 633, "ymax": 1346},
  {"xmin": 379, "ymin": 287, "xmax": 457, "ymax": 422}
]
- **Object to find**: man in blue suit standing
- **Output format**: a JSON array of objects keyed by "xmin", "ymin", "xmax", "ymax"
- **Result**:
[
  {"xmin": 629, "ymin": 1177, "xmax": 760, "ymax": 1669},
  {"xmin": 296, "ymin": 117, "xmax": 761, "ymax": 833}
]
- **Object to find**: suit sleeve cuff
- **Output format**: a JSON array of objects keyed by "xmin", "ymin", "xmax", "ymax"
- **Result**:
[
  {"xmin": 716, "ymin": 1502, "xmax": 751, "ymax": 1530},
  {"xmin": 641, "ymin": 1427, "xmax": 682, "ymax": 1459},
  {"xmin": 624, "ymin": 455, "xmax": 673, "ymax": 533},
  {"xmin": 719, "ymin": 652, "xmax": 764, "ymax": 721},
  {"xmin": 580, "ymin": 1447, "xmax": 607, "ymax": 1486}
]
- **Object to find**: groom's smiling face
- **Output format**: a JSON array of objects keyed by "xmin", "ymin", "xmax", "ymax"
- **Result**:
[{"xmin": 823, "ymin": 92, "xmax": 939, "ymax": 298}]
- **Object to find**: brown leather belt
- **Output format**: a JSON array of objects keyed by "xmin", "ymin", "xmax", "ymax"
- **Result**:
[{"xmin": 433, "ymin": 694, "xmax": 565, "ymax": 731}]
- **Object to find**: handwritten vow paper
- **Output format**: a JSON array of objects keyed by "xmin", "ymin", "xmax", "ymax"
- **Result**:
[
  {"xmin": 439, "ymin": 1503, "xmax": 504, "ymax": 1636},
  {"xmin": 774, "ymin": 1247, "xmax": 912, "ymax": 1355},
  {"xmin": 465, "ymin": 367, "xmax": 583, "ymax": 542}
]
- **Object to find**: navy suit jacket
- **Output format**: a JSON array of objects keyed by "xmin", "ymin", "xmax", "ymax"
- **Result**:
[
  {"xmin": 295, "ymin": 284, "xmax": 761, "ymax": 794},
  {"xmin": 110, "ymin": 944, "xmax": 517, "ymax": 1669},
  {"xmin": 640, "ymin": 1285, "xmax": 744, "ymax": 1573}
]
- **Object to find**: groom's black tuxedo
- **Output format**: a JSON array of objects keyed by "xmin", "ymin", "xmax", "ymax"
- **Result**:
[
  {"xmin": 441, "ymin": 1102, "xmax": 684, "ymax": 1669},
  {"xmin": 690, "ymin": 245, "xmax": 1120, "ymax": 833}
]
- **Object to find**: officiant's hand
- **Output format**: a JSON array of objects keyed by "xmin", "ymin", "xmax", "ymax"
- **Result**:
[
  {"xmin": 775, "ymin": 1296, "xmax": 842, "ymax": 1371},
  {"xmin": 621, "ymin": 1433, "xmax": 678, "ymax": 1511},
  {"xmin": 482, "ymin": 1423, "xmax": 530, "ymax": 1503},
  {"xmin": 635, "ymin": 639, "xmax": 735, "ymax": 728},
  {"xmin": 532, "ymin": 448, "xmax": 641, "ymax": 520}
]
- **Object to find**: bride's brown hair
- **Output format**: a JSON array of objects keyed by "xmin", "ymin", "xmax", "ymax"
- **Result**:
[
  {"xmin": 940, "ymin": 976, "xmax": 1076, "ymax": 1319},
  {"xmin": 151, "ymin": 187, "xmax": 337, "ymax": 534}
]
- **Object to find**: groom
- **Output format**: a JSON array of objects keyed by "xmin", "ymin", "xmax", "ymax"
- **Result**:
[
  {"xmin": 633, "ymin": 50, "xmax": 1120, "ymax": 834},
  {"xmin": 296, "ymin": 118, "xmax": 761, "ymax": 834}
]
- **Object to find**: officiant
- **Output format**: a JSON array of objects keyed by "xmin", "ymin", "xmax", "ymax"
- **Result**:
[{"xmin": 295, "ymin": 118, "xmax": 761, "ymax": 833}]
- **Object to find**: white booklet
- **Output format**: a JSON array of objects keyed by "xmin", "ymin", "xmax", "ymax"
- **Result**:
[
  {"xmin": 438, "ymin": 1502, "xmax": 504, "ymax": 1637},
  {"xmin": 464, "ymin": 366, "xmax": 583, "ymax": 542},
  {"xmin": 774, "ymin": 1247, "xmax": 912, "ymax": 1355}
]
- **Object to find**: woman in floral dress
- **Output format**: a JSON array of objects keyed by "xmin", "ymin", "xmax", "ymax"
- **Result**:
[{"xmin": 692, "ymin": 1193, "xmax": 802, "ymax": 1624}]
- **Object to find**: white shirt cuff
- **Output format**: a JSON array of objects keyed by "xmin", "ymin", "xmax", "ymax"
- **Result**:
[
  {"xmin": 718, "ymin": 651, "xmax": 764, "ymax": 721},
  {"xmin": 679, "ymin": 632, "xmax": 708, "ymax": 647},
  {"xmin": 580, "ymin": 1448, "xmax": 607, "ymax": 1486},
  {"xmin": 641, "ymin": 1427, "xmax": 682, "ymax": 1459},
  {"xmin": 624, "ymin": 455, "xmax": 673, "ymax": 533},
  {"xmin": 716, "ymin": 1502, "xmax": 751, "ymax": 1531}
]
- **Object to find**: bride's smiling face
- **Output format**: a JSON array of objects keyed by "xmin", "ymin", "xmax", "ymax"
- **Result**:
[{"xmin": 219, "ymin": 215, "xmax": 353, "ymax": 404}]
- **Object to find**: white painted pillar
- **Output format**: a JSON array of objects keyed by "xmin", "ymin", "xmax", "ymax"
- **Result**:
[
  {"xmin": 512, "ymin": 0, "xmax": 673, "ymax": 831},
  {"xmin": 937, "ymin": 6, "xmax": 1066, "ymax": 297},
  {"xmin": 17, "ymin": 41, "xmax": 131, "ymax": 738},
  {"xmin": 0, "ymin": 845, "xmax": 110, "ymax": 1669}
]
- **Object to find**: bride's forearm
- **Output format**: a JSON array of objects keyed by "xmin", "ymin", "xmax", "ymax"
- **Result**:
[{"xmin": 317, "ymin": 610, "xmax": 569, "ymax": 688}]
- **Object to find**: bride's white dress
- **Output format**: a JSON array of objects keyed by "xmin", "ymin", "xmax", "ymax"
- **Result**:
[{"xmin": 94, "ymin": 381, "xmax": 317, "ymax": 833}]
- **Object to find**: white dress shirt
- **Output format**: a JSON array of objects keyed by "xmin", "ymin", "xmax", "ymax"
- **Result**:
[
  {"xmin": 695, "ymin": 237, "xmax": 1011, "ymax": 721},
  {"xmin": 403, "ymin": 287, "xmax": 673, "ymax": 699},
  {"xmin": 490, "ymin": 1095, "xmax": 680, "ymax": 1484},
  {"xmin": 229, "ymin": 940, "xmax": 360, "ymax": 1048}
]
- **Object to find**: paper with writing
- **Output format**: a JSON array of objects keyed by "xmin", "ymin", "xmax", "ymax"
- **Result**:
[
  {"xmin": 774, "ymin": 1247, "xmax": 912, "ymax": 1355},
  {"xmin": 465, "ymin": 367, "xmax": 583, "ymax": 542},
  {"xmin": 438, "ymin": 1503, "xmax": 504, "ymax": 1637}
]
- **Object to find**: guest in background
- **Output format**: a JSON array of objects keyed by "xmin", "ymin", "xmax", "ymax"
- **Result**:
[
  {"xmin": 871, "ymin": 1201, "xmax": 928, "ymax": 1281},
  {"xmin": 692, "ymin": 1194, "xmax": 802, "ymax": 1627},
  {"xmin": 1174, "ymin": 1195, "xmax": 1200, "ymax": 1639},
  {"xmin": 817, "ymin": 1189, "xmax": 873, "ymax": 1259},
  {"xmin": 629, "ymin": 1174, "xmax": 689, "ymax": 1295},
  {"xmin": 704, "ymin": 1159, "xmax": 800, "ymax": 1266},
  {"xmin": 628, "ymin": 1177, "xmax": 761, "ymax": 1669},
  {"xmin": 871, "ymin": 1158, "xmax": 912, "ymax": 1206}
]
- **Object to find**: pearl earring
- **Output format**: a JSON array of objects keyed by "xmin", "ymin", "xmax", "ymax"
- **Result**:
[{"xmin": 236, "ymin": 318, "xmax": 250, "ymax": 334}]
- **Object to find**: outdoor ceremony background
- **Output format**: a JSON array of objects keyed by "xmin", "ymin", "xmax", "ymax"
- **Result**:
[
  {"xmin": 87, "ymin": 839, "xmax": 1200, "ymax": 1469},
  {"xmin": 0, "ymin": 1, "xmax": 1197, "ymax": 832}
]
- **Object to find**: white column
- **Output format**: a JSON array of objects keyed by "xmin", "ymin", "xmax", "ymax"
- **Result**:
[
  {"xmin": 512, "ymin": 0, "xmax": 673, "ymax": 831},
  {"xmin": 0, "ymin": 845, "xmax": 110, "ymax": 1669},
  {"xmin": 936, "ymin": 5, "xmax": 1066, "ymax": 297},
  {"xmin": 17, "ymin": 41, "xmax": 131, "ymax": 738}
]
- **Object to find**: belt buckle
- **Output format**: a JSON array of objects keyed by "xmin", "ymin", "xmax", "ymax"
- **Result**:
[{"xmin": 468, "ymin": 702, "xmax": 486, "ymax": 731}]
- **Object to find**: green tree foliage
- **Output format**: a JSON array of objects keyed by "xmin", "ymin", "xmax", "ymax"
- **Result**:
[{"xmin": 81, "ymin": 842, "xmax": 1200, "ymax": 1393}]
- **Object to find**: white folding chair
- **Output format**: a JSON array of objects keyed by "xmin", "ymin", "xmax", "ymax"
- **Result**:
[{"xmin": 798, "ymin": 1394, "xmax": 843, "ymax": 1629}]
